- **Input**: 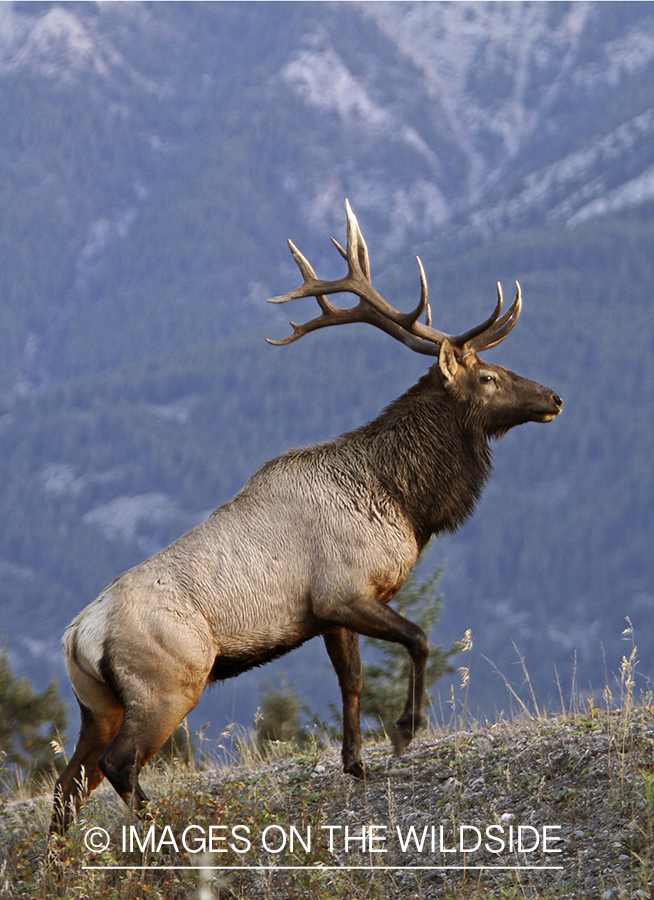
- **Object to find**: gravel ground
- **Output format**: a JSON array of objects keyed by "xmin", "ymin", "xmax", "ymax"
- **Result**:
[{"xmin": 196, "ymin": 706, "xmax": 654, "ymax": 899}]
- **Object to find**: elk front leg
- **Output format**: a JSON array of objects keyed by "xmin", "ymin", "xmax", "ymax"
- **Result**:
[
  {"xmin": 323, "ymin": 627, "xmax": 364, "ymax": 778},
  {"xmin": 390, "ymin": 629, "xmax": 429, "ymax": 757},
  {"xmin": 320, "ymin": 595, "xmax": 430, "ymax": 758}
]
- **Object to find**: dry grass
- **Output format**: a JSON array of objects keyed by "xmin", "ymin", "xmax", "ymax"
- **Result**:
[{"xmin": 3, "ymin": 642, "xmax": 654, "ymax": 900}]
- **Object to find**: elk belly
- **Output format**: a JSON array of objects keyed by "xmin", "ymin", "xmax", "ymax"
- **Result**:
[{"xmin": 209, "ymin": 621, "xmax": 320, "ymax": 681}]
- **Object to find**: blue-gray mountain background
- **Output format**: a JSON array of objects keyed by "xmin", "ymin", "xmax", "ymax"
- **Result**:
[{"xmin": 1, "ymin": 1, "xmax": 653, "ymax": 737}]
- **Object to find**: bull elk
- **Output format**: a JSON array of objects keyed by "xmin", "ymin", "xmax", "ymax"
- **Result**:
[{"xmin": 51, "ymin": 201, "xmax": 562, "ymax": 834}]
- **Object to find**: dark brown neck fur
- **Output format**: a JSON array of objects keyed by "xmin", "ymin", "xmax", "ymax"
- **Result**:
[{"xmin": 341, "ymin": 370, "xmax": 493, "ymax": 549}]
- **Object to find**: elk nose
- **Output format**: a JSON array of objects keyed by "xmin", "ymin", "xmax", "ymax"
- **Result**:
[{"xmin": 552, "ymin": 393, "xmax": 563, "ymax": 410}]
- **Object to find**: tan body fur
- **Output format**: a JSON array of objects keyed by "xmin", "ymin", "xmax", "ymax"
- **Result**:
[{"xmin": 67, "ymin": 447, "xmax": 418, "ymax": 708}]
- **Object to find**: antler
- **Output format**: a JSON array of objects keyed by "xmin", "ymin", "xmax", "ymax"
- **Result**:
[{"xmin": 267, "ymin": 200, "xmax": 521, "ymax": 357}]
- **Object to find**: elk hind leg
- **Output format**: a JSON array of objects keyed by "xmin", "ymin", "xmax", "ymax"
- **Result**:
[
  {"xmin": 98, "ymin": 690, "xmax": 201, "ymax": 814},
  {"xmin": 324, "ymin": 627, "xmax": 364, "ymax": 778},
  {"xmin": 50, "ymin": 694, "xmax": 123, "ymax": 836}
]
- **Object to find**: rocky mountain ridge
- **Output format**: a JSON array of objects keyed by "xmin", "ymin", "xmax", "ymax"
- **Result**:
[{"xmin": 2, "ymin": 2, "xmax": 654, "ymax": 288}]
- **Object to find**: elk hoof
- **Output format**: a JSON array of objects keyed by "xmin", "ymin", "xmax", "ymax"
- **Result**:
[
  {"xmin": 392, "ymin": 711, "xmax": 422, "ymax": 756},
  {"xmin": 344, "ymin": 759, "xmax": 365, "ymax": 780},
  {"xmin": 391, "ymin": 725, "xmax": 413, "ymax": 757}
]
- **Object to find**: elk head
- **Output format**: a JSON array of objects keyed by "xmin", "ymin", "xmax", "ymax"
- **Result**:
[{"xmin": 268, "ymin": 200, "xmax": 563, "ymax": 432}]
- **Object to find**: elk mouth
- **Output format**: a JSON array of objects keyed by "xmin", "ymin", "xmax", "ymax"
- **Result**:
[{"xmin": 533, "ymin": 394, "xmax": 563, "ymax": 423}]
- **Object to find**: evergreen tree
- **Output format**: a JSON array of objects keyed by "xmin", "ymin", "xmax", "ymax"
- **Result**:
[
  {"xmin": 255, "ymin": 678, "xmax": 313, "ymax": 752},
  {"xmin": 0, "ymin": 650, "xmax": 68, "ymax": 780}
]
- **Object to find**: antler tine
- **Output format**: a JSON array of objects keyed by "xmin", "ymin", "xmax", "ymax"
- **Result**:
[
  {"xmin": 450, "ymin": 282, "xmax": 504, "ymax": 355},
  {"xmin": 416, "ymin": 258, "xmax": 433, "ymax": 327},
  {"xmin": 413, "ymin": 256, "xmax": 431, "ymax": 327},
  {"xmin": 340, "ymin": 199, "xmax": 436, "ymax": 332},
  {"xmin": 344, "ymin": 198, "xmax": 362, "ymax": 276},
  {"xmin": 288, "ymin": 238, "xmax": 317, "ymax": 282},
  {"xmin": 266, "ymin": 308, "xmax": 359, "ymax": 346},
  {"xmin": 267, "ymin": 239, "xmax": 346, "ymax": 346},
  {"xmin": 347, "ymin": 199, "xmax": 372, "ymax": 280},
  {"xmin": 333, "ymin": 234, "xmax": 428, "ymax": 329},
  {"xmin": 331, "ymin": 199, "xmax": 372, "ymax": 276},
  {"xmin": 268, "ymin": 239, "xmax": 319, "ymax": 301},
  {"xmin": 331, "ymin": 237, "xmax": 347, "ymax": 260},
  {"xmin": 464, "ymin": 282, "xmax": 522, "ymax": 353},
  {"xmin": 284, "ymin": 240, "xmax": 340, "ymax": 315},
  {"xmin": 331, "ymin": 231, "xmax": 371, "ymax": 280}
]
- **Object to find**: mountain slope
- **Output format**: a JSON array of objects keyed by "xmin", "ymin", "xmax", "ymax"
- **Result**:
[{"xmin": 2, "ymin": 3, "xmax": 654, "ymax": 393}]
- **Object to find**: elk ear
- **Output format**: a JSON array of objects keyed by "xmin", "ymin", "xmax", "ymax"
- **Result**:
[{"xmin": 438, "ymin": 339, "xmax": 461, "ymax": 388}]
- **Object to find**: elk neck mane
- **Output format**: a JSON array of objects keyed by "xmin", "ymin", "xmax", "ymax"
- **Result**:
[{"xmin": 331, "ymin": 369, "xmax": 494, "ymax": 549}]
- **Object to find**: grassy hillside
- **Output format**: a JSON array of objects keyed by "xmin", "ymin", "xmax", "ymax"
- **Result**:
[{"xmin": 4, "ymin": 687, "xmax": 654, "ymax": 899}]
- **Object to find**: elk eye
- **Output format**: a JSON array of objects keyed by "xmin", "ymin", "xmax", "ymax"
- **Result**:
[{"xmin": 480, "ymin": 374, "xmax": 495, "ymax": 385}]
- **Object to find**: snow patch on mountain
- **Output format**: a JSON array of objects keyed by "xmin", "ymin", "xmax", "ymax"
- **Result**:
[
  {"xmin": 0, "ymin": 4, "xmax": 114, "ymax": 79},
  {"xmin": 469, "ymin": 107, "xmax": 654, "ymax": 233},
  {"xmin": 569, "ymin": 164, "xmax": 654, "ymax": 226}
]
